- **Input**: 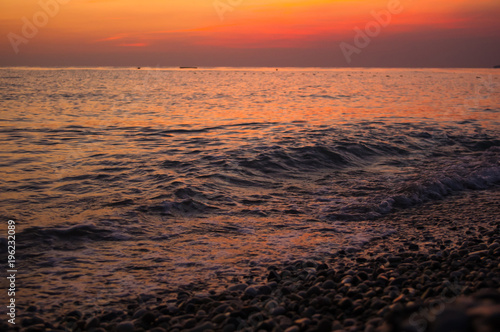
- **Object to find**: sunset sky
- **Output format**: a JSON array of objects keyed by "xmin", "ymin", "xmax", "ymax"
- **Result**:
[{"xmin": 1, "ymin": 0, "xmax": 499, "ymax": 67}]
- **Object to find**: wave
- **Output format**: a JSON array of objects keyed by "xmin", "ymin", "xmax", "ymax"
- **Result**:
[
  {"xmin": 14, "ymin": 224, "xmax": 127, "ymax": 250},
  {"xmin": 137, "ymin": 198, "xmax": 219, "ymax": 216},
  {"xmin": 325, "ymin": 157, "xmax": 500, "ymax": 221}
]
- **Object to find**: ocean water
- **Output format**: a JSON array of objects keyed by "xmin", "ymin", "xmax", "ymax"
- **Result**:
[{"xmin": 0, "ymin": 67, "xmax": 499, "ymax": 314}]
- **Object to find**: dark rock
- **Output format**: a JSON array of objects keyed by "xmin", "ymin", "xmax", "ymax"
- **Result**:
[
  {"xmin": 248, "ymin": 312, "xmax": 266, "ymax": 325},
  {"xmin": 214, "ymin": 303, "xmax": 231, "ymax": 314},
  {"xmin": 341, "ymin": 277, "xmax": 353, "ymax": 285},
  {"xmin": 388, "ymin": 256, "xmax": 402, "ymax": 264},
  {"xmin": 339, "ymin": 298, "xmax": 353, "ymax": 310},
  {"xmin": 259, "ymin": 285, "xmax": 272, "ymax": 295},
  {"xmin": 311, "ymin": 296, "xmax": 332, "ymax": 309},
  {"xmin": 85, "ymin": 316, "xmax": 100, "ymax": 329},
  {"xmin": 357, "ymin": 271, "xmax": 369, "ymax": 280},
  {"xmin": 100, "ymin": 310, "xmax": 122, "ymax": 322},
  {"xmin": 268, "ymin": 270, "xmax": 281, "ymax": 281},
  {"xmin": 133, "ymin": 308, "xmax": 147, "ymax": 319},
  {"xmin": 409, "ymin": 243, "xmax": 419, "ymax": 251},
  {"xmin": 66, "ymin": 310, "xmax": 83, "ymax": 319},
  {"xmin": 294, "ymin": 318, "xmax": 311, "ymax": 328},
  {"xmin": 390, "ymin": 277, "xmax": 406, "ymax": 286},
  {"xmin": 317, "ymin": 318, "xmax": 332, "ymax": 332},
  {"xmin": 271, "ymin": 306, "xmax": 286, "ymax": 316},
  {"xmin": 317, "ymin": 263, "xmax": 329, "ymax": 270},
  {"xmin": 149, "ymin": 328, "xmax": 167, "ymax": 332},
  {"xmin": 166, "ymin": 305, "xmax": 180, "ymax": 315},
  {"xmin": 239, "ymin": 305, "xmax": 261, "ymax": 317},
  {"xmin": 188, "ymin": 321, "xmax": 215, "ymax": 332},
  {"xmin": 284, "ymin": 325, "xmax": 300, "ymax": 332},
  {"xmin": 157, "ymin": 315, "xmax": 171, "ymax": 324},
  {"xmin": 21, "ymin": 316, "xmax": 45, "ymax": 327},
  {"xmin": 22, "ymin": 324, "xmax": 46, "ymax": 332},
  {"xmin": 222, "ymin": 324, "xmax": 236, "ymax": 332},
  {"xmin": 27, "ymin": 305, "xmax": 38, "ymax": 313},
  {"xmin": 322, "ymin": 280, "xmax": 335, "ymax": 289},
  {"xmin": 306, "ymin": 286, "xmax": 322, "ymax": 297},
  {"xmin": 305, "ymin": 261, "xmax": 317, "ymax": 268},
  {"xmin": 182, "ymin": 318, "xmax": 197, "ymax": 329},
  {"xmin": 244, "ymin": 286, "xmax": 259, "ymax": 298},
  {"xmin": 276, "ymin": 315, "xmax": 293, "ymax": 329},
  {"xmin": 213, "ymin": 313, "xmax": 229, "ymax": 324},
  {"xmin": 370, "ymin": 298, "xmax": 386, "ymax": 310},
  {"xmin": 116, "ymin": 321, "xmax": 135, "ymax": 332},
  {"xmin": 177, "ymin": 291, "xmax": 191, "ymax": 300},
  {"xmin": 228, "ymin": 284, "xmax": 247, "ymax": 292},
  {"xmin": 256, "ymin": 319, "xmax": 276, "ymax": 330},
  {"xmin": 303, "ymin": 306, "xmax": 316, "ymax": 317},
  {"xmin": 288, "ymin": 293, "xmax": 303, "ymax": 302},
  {"xmin": 142, "ymin": 311, "xmax": 156, "ymax": 324}
]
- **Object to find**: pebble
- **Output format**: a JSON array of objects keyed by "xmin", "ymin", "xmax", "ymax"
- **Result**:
[
  {"xmin": 116, "ymin": 321, "xmax": 135, "ymax": 332},
  {"xmin": 227, "ymin": 284, "xmax": 247, "ymax": 292},
  {"xmin": 259, "ymin": 285, "xmax": 272, "ymax": 295},
  {"xmin": 244, "ymin": 286, "xmax": 259, "ymax": 298},
  {"xmin": 188, "ymin": 321, "xmax": 215, "ymax": 332},
  {"xmin": 322, "ymin": 280, "xmax": 336, "ymax": 289},
  {"xmin": 339, "ymin": 298, "xmax": 353, "ymax": 309},
  {"xmin": 85, "ymin": 316, "xmax": 100, "ymax": 329},
  {"xmin": 21, "ymin": 316, "xmax": 44, "ymax": 327},
  {"xmin": 271, "ymin": 306, "xmax": 286, "ymax": 316}
]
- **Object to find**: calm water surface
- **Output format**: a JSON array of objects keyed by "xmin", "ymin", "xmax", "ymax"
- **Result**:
[{"xmin": 0, "ymin": 67, "xmax": 499, "ymax": 314}]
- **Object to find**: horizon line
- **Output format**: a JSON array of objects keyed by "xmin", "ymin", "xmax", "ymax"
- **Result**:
[{"xmin": 1, "ymin": 65, "xmax": 499, "ymax": 70}]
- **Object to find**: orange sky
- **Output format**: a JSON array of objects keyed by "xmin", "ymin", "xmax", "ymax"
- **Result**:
[{"xmin": 1, "ymin": 0, "xmax": 499, "ymax": 67}]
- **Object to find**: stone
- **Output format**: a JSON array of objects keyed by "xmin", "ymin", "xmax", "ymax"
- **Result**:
[
  {"xmin": 317, "ymin": 318, "xmax": 332, "ymax": 332},
  {"xmin": 182, "ymin": 318, "xmax": 197, "ymax": 329},
  {"xmin": 244, "ymin": 286, "xmax": 259, "ymax": 298},
  {"xmin": 228, "ymin": 284, "xmax": 248, "ymax": 292},
  {"xmin": 306, "ymin": 286, "xmax": 322, "ymax": 297},
  {"xmin": 294, "ymin": 318, "xmax": 311, "ymax": 328},
  {"xmin": 85, "ymin": 316, "xmax": 100, "ymax": 329},
  {"xmin": 213, "ymin": 313, "xmax": 229, "ymax": 324},
  {"xmin": 149, "ymin": 328, "xmax": 167, "ymax": 332},
  {"xmin": 268, "ymin": 270, "xmax": 281, "ymax": 281},
  {"xmin": 222, "ymin": 324, "xmax": 236, "ymax": 332},
  {"xmin": 322, "ymin": 280, "xmax": 335, "ymax": 289},
  {"xmin": 409, "ymin": 243, "xmax": 420, "ymax": 251},
  {"xmin": 339, "ymin": 298, "xmax": 353, "ymax": 310},
  {"xmin": 271, "ymin": 306, "xmax": 286, "ymax": 316},
  {"xmin": 284, "ymin": 326, "xmax": 300, "ymax": 332},
  {"xmin": 141, "ymin": 311, "xmax": 156, "ymax": 324},
  {"xmin": 188, "ymin": 321, "xmax": 215, "ymax": 332},
  {"xmin": 259, "ymin": 285, "xmax": 272, "ymax": 295},
  {"xmin": 21, "ymin": 316, "xmax": 45, "ymax": 327},
  {"xmin": 133, "ymin": 308, "xmax": 147, "ymax": 319},
  {"xmin": 116, "ymin": 321, "xmax": 135, "ymax": 332}
]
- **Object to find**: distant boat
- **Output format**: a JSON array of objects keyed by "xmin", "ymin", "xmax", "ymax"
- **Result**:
[
  {"xmin": 137, "ymin": 67, "xmax": 141, "ymax": 69},
  {"xmin": 494, "ymin": 65, "xmax": 500, "ymax": 69},
  {"xmin": 180, "ymin": 66, "xmax": 198, "ymax": 69}
]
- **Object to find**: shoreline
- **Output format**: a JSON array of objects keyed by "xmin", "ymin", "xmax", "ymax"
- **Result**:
[{"xmin": 5, "ymin": 187, "xmax": 500, "ymax": 331}]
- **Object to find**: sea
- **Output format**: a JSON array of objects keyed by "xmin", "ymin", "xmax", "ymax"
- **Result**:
[{"xmin": 0, "ymin": 67, "xmax": 499, "ymax": 316}]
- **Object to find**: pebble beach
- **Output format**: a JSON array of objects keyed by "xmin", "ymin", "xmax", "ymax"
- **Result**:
[{"xmin": 6, "ymin": 188, "xmax": 499, "ymax": 332}]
